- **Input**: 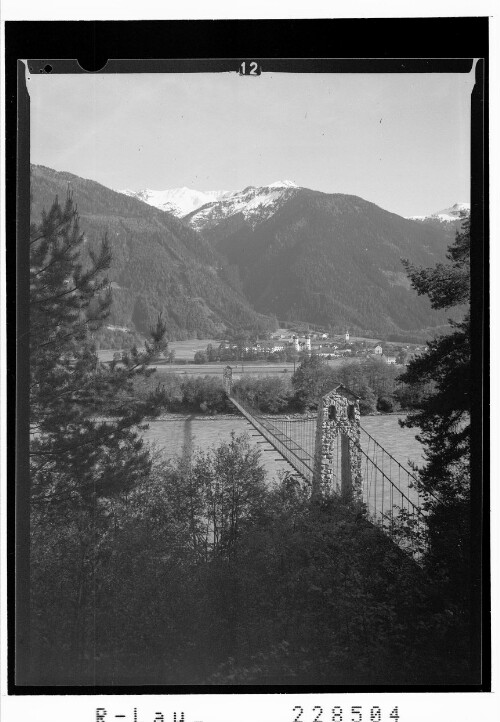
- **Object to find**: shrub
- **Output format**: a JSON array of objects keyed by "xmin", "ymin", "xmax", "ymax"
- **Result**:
[
  {"xmin": 358, "ymin": 386, "xmax": 377, "ymax": 415},
  {"xmin": 181, "ymin": 376, "xmax": 228, "ymax": 414},
  {"xmin": 377, "ymin": 395, "xmax": 396, "ymax": 413},
  {"xmin": 232, "ymin": 375, "xmax": 293, "ymax": 413}
]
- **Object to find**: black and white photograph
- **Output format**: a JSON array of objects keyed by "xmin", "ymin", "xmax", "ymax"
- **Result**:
[{"xmin": 3, "ymin": 14, "xmax": 492, "ymax": 717}]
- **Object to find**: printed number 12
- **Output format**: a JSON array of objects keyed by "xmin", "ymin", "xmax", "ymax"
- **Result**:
[{"xmin": 240, "ymin": 61, "xmax": 259, "ymax": 75}]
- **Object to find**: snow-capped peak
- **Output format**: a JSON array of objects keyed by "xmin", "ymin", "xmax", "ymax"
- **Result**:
[
  {"xmin": 117, "ymin": 181, "xmax": 301, "ymax": 219},
  {"xmin": 117, "ymin": 186, "xmax": 234, "ymax": 217},
  {"xmin": 267, "ymin": 180, "xmax": 298, "ymax": 188},
  {"xmin": 184, "ymin": 182, "xmax": 300, "ymax": 232},
  {"xmin": 432, "ymin": 202, "xmax": 470, "ymax": 222},
  {"xmin": 447, "ymin": 203, "xmax": 470, "ymax": 212},
  {"xmin": 407, "ymin": 202, "xmax": 470, "ymax": 223}
]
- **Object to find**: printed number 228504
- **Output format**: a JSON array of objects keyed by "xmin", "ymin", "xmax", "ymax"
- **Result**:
[{"xmin": 292, "ymin": 706, "xmax": 400, "ymax": 722}]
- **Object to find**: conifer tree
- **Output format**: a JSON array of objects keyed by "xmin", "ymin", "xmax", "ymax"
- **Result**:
[
  {"xmin": 400, "ymin": 217, "xmax": 470, "ymax": 495},
  {"xmin": 399, "ymin": 216, "xmax": 471, "ymax": 591},
  {"xmin": 30, "ymin": 193, "xmax": 168, "ymax": 509},
  {"xmin": 29, "ymin": 193, "xmax": 170, "ymax": 677}
]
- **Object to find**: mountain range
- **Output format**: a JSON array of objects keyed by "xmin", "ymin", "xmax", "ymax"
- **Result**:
[
  {"xmin": 31, "ymin": 166, "xmax": 468, "ymax": 342},
  {"xmin": 183, "ymin": 187, "xmax": 464, "ymax": 335},
  {"xmin": 120, "ymin": 182, "xmax": 468, "ymax": 230},
  {"xmin": 120, "ymin": 181, "xmax": 300, "ymax": 230}
]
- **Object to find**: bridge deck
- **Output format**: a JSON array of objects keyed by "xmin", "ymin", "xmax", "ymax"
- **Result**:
[
  {"xmin": 229, "ymin": 396, "xmax": 314, "ymax": 483},
  {"xmin": 229, "ymin": 393, "xmax": 426, "ymax": 560}
]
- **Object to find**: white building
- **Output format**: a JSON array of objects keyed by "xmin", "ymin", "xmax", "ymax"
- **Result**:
[{"xmin": 292, "ymin": 334, "xmax": 312, "ymax": 352}]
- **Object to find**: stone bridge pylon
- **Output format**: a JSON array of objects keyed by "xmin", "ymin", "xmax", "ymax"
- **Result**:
[
  {"xmin": 312, "ymin": 384, "xmax": 362, "ymax": 501},
  {"xmin": 223, "ymin": 365, "xmax": 233, "ymax": 395}
]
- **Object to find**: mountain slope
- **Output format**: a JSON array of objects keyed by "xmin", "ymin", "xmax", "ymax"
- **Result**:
[
  {"xmin": 188, "ymin": 188, "xmax": 460, "ymax": 335},
  {"xmin": 30, "ymin": 165, "xmax": 275, "ymax": 341}
]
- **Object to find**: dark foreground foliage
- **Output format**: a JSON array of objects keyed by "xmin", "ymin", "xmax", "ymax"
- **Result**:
[
  {"xmin": 31, "ymin": 436, "xmax": 472, "ymax": 686},
  {"xmin": 400, "ymin": 216, "xmax": 472, "ymax": 606}
]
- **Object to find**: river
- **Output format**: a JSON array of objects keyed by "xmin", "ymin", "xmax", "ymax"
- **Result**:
[{"xmin": 142, "ymin": 413, "xmax": 424, "ymax": 482}]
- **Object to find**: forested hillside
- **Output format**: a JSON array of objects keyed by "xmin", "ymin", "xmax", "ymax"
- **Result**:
[
  {"xmin": 30, "ymin": 165, "xmax": 275, "ymax": 341},
  {"xmin": 31, "ymin": 166, "xmax": 464, "ymax": 341},
  {"xmin": 193, "ymin": 189, "xmax": 459, "ymax": 336},
  {"xmin": 408, "ymin": 214, "xmax": 466, "ymax": 245}
]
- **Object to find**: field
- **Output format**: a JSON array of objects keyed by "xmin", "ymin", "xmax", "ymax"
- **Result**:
[
  {"xmin": 154, "ymin": 362, "xmax": 294, "ymax": 378},
  {"xmin": 153, "ymin": 358, "xmax": 348, "ymax": 378},
  {"xmin": 97, "ymin": 348, "xmax": 350, "ymax": 377},
  {"xmin": 167, "ymin": 338, "xmax": 220, "ymax": 360},
  {"xmin": 97, "ymin": 339, "xmax": 219, "ymax": 364}
]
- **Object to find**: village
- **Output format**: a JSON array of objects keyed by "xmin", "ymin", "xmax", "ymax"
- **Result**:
[{"xmin": 191, "ymin": 328, "xmax": 429, "ymax": 367}]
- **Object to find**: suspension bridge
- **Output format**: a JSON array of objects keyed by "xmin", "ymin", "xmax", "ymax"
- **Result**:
[{"xmin": 224, "ymin": 366, "xmax": 428, "ymax": 558}]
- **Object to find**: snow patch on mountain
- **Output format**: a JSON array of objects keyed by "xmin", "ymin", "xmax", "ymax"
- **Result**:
[
  {"xmin": 117, "ymin": 181, "xmax": 300, "ymax": 222},
  {"xmin": 267, "ymin": 180, "xmax": 298, "ymax": 188},
  {"xmin": 185, "ymin": 183, "xmax": 300, "ymax": 231},
  {"xmin": 118, "ymin": 187, "xmax": 234, "ymax": 217},
  {"xmin": 407, "ymin": 202, "xmax": 470, "ymax": 223}
]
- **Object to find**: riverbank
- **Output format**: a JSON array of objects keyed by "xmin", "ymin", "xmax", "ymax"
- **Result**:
[{"xmin": 152, "ymin": 410, "xmax": 402, "ymax": 422}]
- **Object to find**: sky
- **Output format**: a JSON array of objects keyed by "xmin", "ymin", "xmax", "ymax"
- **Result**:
[{"xmin": 28, "ymin": 68, "xmax": 474, "ymax": 218}]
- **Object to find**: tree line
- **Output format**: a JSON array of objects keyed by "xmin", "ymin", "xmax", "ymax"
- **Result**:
[
  {"xmin": 132, "ymin": 356, "xmax": 431, "ymax": 417},
  {"xmin": 230, "ymin": 356, "xmax": 432, "ymax": 415}
]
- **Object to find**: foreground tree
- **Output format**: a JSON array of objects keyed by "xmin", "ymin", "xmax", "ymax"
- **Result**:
[
  {"xmin": 29, "ymin": 194, "xmax": 168, "ymax": 679},
  {"xmin": 192, "ymin": 433, "xmax": 267, "ymax": 559},
  {"xmin": 30, "ymin": 194, "xmax": 168, "ymax": 507},
  {"xmin": 399, "ymin": 215, "xmax": 471, "ymax": 595}
]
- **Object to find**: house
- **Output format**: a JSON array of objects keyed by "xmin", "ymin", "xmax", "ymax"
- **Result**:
[
  {"xmin": 385, "ymin": 356, "xmax": 397, "ymax": 365},
  {"xmin": 374, "ymin": 345, "xmax": 383, "ymax": 355}
]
